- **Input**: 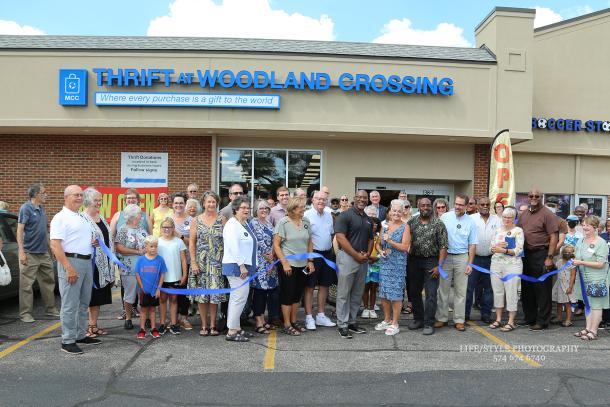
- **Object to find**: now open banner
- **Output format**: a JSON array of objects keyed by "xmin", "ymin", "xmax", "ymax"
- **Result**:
[
  {"xmin": 81, "ymin": 187, "xmax": 168, "ymax": 222},
  {"xmin": 488, "ymin": 130, "xmax": 515, "ymax": 207}
]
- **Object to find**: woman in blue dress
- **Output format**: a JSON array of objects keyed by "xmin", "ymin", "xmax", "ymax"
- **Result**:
[
  {"xmin": 374, "ymin": 200, "xmax": 411, "ymax": 336},
  {"xmin": 249, "ymin": 199, "xmax": 279, "ymax": 334}
]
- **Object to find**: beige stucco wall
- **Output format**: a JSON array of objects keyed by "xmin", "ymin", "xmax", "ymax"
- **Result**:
[
  {"xmin": 0, "ymin": 50, "xmax": 508, "ymax": 142},
  {"xmin": 511, "ymin": 10, "xmax": 610, "ymax": 198},
  {"xmin": 514, "ymin": 152, "xmax": 610, "ymax": 195},
  {"xmin": 513, "ymin": 11, "xmax": 610, "ymax": 157},
  {"xmin": 218, "ymin": 136, "xmax": 474, "ymax": 199},
  {"xmin": 475, "ymin": 8, "xmax": 535, "ymax": 141}
]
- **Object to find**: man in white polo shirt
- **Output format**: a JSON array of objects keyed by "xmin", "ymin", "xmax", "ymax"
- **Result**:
[
  {"xmin": 50, "ymin": 185, "xmax": 98, "ymax": 354},
  {"xmin": 303, "ymin": 190, "xmax": 336, "ymax": 329}
]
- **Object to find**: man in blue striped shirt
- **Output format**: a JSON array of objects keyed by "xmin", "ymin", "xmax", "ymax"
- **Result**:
[{"xmin": 435, "ymin": 193, "xmax": 478, "ymax": 332}]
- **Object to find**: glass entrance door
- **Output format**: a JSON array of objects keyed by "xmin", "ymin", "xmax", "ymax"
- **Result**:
[{"xmin": 356, "ymin": 181, "xmax": 454, "ymax": 209}]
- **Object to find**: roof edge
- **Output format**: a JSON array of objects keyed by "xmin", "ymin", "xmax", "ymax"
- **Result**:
[
  {"xmin": 534, "ymin": 7, "xmax": 610, "ymax": 33},
  {"xmin": 475, "ymin": 6, "xmax": 536, "ymax": 33}
]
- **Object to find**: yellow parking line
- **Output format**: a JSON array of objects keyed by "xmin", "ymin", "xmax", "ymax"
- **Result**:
[
  {"xmin": 0, "ymin": 289, "xmax": 122, "ymax": 360},
  {"xmin": 467, "ymin": 322, "xmax": 541, "ymax": 368},
  {"xmin": 0, "ymin": 322, "xmax": 61, "ymax": 360},
  {"xmin": 263, "ymin": 330, "xmax": 277, "ymax": 370}
]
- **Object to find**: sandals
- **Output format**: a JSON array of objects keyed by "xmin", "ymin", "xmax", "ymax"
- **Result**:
[
  {"xmin": 581, "ymin": 331, "xmax": 598, "ymax": 341},
  {"xmin": 573, "ymin": 329, "xmax": 590, "ymax": 337},
  {"xmin": 562, "ymin": 321, "xmax": 573, "ymax": 327},
  {"xmin": 199, "ymin": 328, "xmax": 210, "ymax": 337},
  {"xmin": 281, "ymin": 325, "xmax": 301, "ymax": 336},
  {"xmin": 255, "ymin": 326, "xmax": 270, "ymax": 334},
  {"xmin": 263, "ymin": 323, "xmax": 273, "ymax": 330},
  {"xmin": 209, "ymin": 327, "xmax": 220, "ymax": 336},
  {"xmin": 291, "ymin": 322, "xmax": 306, "ymax": 333},
  {"xmin": 489, "ymin": 320, "xmax": 502, "ymax": 329},
  {"xmin": 402, "ymin": 305, "xmax": 413, "ymax": 314},
  {"xmin": 238, "ymin": 330, "xmax": 255, "ymax": 338},
  {"xmin": 500, "ymin": 323, "xmax": 515, "ymax": 332},
  {"xmin": 225, "ymin": 332, "xmax": 249, "ymax": 342},
  {"xmin": 86, "ymin": 324, "xmax": 107, "ymax": 338}
]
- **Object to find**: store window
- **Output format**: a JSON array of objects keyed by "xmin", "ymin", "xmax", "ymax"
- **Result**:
[
  {"xmin": 516, "ymin": 193, "xmax": 573, "ymax": 219},
  {"xmin": 576, "ymin": 195, "xmax": 607, "ymax": 218},
  {"xmin": 218, "ymin": 148, "xmax": 321, "ymax": 208}
]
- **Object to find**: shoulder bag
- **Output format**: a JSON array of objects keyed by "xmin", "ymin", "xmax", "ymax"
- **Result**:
[{"xmin": 0, "ymin": 250, "xmax": 11, "ymax": 286}]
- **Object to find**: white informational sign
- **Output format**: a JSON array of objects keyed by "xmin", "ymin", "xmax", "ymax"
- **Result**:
[
  {"xmin": 95, "ymin": 92, "xmax": 280, "ymax": 109},
  {"xmin": 121, "ymin": 152, "xmax": 168, "ymax": 188}
]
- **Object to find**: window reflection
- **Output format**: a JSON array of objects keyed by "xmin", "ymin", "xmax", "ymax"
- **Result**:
[
  {"xmin": 218, "ymin": 148, "xmax": 321, "ymax": 206},
  {"xmin": 219, "ymin": 149, "xmax": 251, "ymax": 208},
  {"xmin": 289, "ymin": 151, "xmax": 321, "ymax": 197}
]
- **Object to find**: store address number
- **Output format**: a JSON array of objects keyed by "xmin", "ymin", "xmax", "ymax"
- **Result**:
[{"xmin": 423, "ymin": 189, "xmax": 434, "ymax": 195}]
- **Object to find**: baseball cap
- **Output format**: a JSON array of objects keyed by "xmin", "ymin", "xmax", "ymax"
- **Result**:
[{"xmin": 545, "ymin": 196, "xmax": 559, "ymax": 205}]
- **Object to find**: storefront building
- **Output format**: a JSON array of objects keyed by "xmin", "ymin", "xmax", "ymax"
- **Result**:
[{"xmin": 0, "ymin": 7, "xmax": 609, "ymax": 219}]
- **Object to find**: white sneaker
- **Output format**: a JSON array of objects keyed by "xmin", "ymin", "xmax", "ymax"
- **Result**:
[
  {"xmin": 385, "ymin": 324, "xmax": 400, "ymax": 336},
  {"xmin": 368, "ymin": 310, "xmax": 378, "ymax": 319},
  {"xmin": 375, "ymin": 320, "xmax": 392, "ymax": 331},
  {"xmin": 361, "ymin": 309, "xmax": 370, "ymax": 319},
  {"xmin": 305, "ymin": 315, "xmax": 316, "ymax": 330},
  {"xmin": 374, "ymin": 304, "xmax": 380, "ymax": 311},
  {"xmin": 315, "ymin": 313, "xmax": 336, "ymax": 327}
]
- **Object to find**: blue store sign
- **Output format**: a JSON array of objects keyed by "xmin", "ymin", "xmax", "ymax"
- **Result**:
[
  {"xmin": 58, "ymin": 69, "xmax": 88, "ymax": 106},
  {"xmin": 532, "ymin": 117, "xmax": 610, "ymax": 133}
]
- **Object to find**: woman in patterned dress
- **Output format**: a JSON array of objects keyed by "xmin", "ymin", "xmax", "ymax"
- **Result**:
[
  {"xmin": 249, "ymin": 199, "xmax": 278, "ymax": 334},
  {"xmin": 188, "ymin": 191, "xmax": 227, "ymax": 336},
  {"xmin": 374, "ymin": 200, "xmax": 411, "ymax": 336}
]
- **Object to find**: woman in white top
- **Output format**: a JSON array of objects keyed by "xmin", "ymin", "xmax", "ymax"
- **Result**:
[
  {"xmin": 157, "ymin": 217, "xmax": 187, "ymax": 335},
  {"xmin": 222, "ymin": 196, "xmax": 257, "ymax": 342},
  {"xmin": 171, "ymin": 192, "xmax": 193, "ymax": 330},
  {"xmin": 489, "ymin": 206, "xmax": 524, "ymax": 332}
]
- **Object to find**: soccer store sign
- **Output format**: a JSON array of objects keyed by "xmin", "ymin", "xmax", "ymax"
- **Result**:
[
  {"xmin": 532, "ymin": 117, "xmax": 610, "ymax": 133},
  {"xmin": 58, "ymin": 68, "xmax": 455, "ymax": 109}
]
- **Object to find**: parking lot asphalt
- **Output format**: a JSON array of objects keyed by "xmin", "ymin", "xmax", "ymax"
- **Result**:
[{"xmin": 1, "ymin": 290, "xmax": 610, "ymax": 407}]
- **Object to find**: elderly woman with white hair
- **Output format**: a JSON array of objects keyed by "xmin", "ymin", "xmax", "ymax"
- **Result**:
[
  {"xmin": 375, "ymin": 200, "xmax": 411, "ymax": 336},
  {"xmin": 80, "ymin": 187, "xmax": 114, "ymax": 337},
  {"xmin": 489, "ymin": 206, "xmax": 524, "ymax": 332},
  {"xmin": 115, "ymin": 203, "xmax": 149, "ymax": 330}
]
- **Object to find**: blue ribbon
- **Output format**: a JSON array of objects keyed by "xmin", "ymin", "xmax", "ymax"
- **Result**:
[
  {"xmin": 468, "ymin": 260, "xmax": 574, "ymax": 283},
  {"xmin": 153, "ymin": 252, "xmax": 338, "ymax": 296},
  {"xmin": 438, "ymin": 261, "xmax": 449, "ymax": 279},
  {"xmin": 97, "ymin": 236, "xmax": 129, "ymax": 271},
  {"xmin": 577, "ymin": 266, "xmax": 591, "ymax": 317},
  {"xmin": 439, "ymin": 257, "xmax": 575, "ymax": 284}
]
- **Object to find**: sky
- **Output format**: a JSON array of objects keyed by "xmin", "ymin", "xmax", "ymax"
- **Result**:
[{"xmin": 0, "ymin": 0, "xmax": 608, "ymax": 47}]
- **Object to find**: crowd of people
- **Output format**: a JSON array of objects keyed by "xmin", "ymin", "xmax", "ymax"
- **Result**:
[{"xmin": 8, "ymin": 182, "xmax": 610, "ymax": 354}]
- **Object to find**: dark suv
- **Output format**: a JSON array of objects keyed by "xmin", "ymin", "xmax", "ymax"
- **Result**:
[
  {"xmin": 0, "ymin": 212, "xmax": 58, "ymax": 301},
  {"xmin": 0, "ymin": 212, "xmax": 20, "ymax": 300}
]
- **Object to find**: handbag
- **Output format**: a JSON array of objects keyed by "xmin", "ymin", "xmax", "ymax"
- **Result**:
[
  {"xmin": 586, "ymin": 282, "xmax": 608, "ymax": 297},
  {"xmin": 0, "ymin": 250, "xmax": 11, "ymax": 286},
  {"xmin": 586, "ymin": 268, "xmax": 609, "ymax": 298}
]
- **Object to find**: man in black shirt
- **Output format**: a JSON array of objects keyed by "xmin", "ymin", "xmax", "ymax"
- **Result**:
[
  {"xmin": 334, "ymin": 190, "xmax": 374, "ymax": 339},
  {"xmin": 407, "ymin": 198, "xmax": 448, "ymax": 335}
]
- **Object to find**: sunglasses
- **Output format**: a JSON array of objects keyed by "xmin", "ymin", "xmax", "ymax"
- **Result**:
[
  {"xmin": 340, "ymin": 198, "xmax": 348, "ymax": 201},
  {"xmin": 436, "ymin": 205, "xmax": 447, "ymax": 209},
  {"xmin": 231, "ymin": 192, "xmax": 244, "ymax": 196},
  {"xmin": 528, "ymin": 194, "xmax": 541, "ymax": 198},
  {"xmin": 188, "ymin": 190, "xmax": 197, "ymax": 193}
]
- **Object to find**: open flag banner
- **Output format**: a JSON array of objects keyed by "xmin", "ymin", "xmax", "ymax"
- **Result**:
[{"xmin": 488, "ymin": 129, "xmax": 515, "ymax": 208}]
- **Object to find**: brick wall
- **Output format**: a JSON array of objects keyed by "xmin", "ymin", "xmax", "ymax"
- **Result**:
[
  {"xmin": 0, "ymin": 134, "xmax": 212, "ymax": 215},
  {"xmin": 473, "ymin": 144, "xmax": 490, "ymax": 199}
]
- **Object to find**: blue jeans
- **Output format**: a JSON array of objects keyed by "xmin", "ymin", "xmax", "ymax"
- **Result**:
[{"xmin": 465, "ymin": 255, "xmax": 493, "ymax": 319}]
